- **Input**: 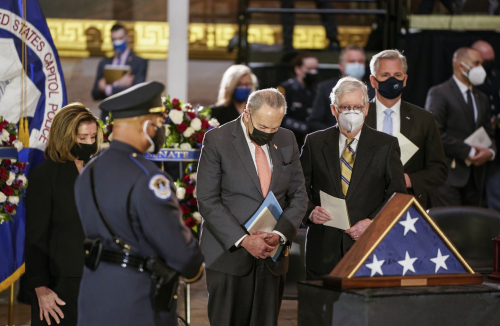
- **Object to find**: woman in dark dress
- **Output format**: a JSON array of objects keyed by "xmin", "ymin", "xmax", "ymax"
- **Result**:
[
  {"xmin": 25, "ymin": 103, "xmax": 102, "ymax": 326},
  {"xmin": 211, "ymin": 64, "xmax": 258, "ymax": 125}
]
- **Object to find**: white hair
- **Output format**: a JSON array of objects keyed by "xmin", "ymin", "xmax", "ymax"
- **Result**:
[
  {"xmin": 330, "ymin": 76, "xmax": 369, "ymax": 107},
  {"xmin": 247, "ymin": 88, "xmax": 287, "ymax": 114},
  {"xmin": 369, "ymin": 49, "xmax": 408, "ymax": 76}
]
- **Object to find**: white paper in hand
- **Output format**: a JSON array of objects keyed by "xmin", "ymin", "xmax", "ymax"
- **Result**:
[
  {"xmin": 246, "ymin": 207, "xmax": 280, "ymax": 258},
  {"xmin": 395, "ymin": 133, "xmax": 419, "ymax": 166},
  {"xmin": 464, "ymin": 127, "xmax": 492, "ymax": 148},
  {"xmin": 320, "ymin": 191, "xmax": 351, "ymax": 230}
]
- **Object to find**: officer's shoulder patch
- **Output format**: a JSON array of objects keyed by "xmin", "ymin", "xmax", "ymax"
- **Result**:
[{"xmin": 148, "ymin": 174, "xmax": 172, "ymax": 200}]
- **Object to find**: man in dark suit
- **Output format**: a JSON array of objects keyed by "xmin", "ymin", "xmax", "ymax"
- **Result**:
[
  {"xmin": 197, "ymin": 88, "xmax": 308, "ymax": 325},
  {"xmin": 364, "ymin": 50, "xmax": 448, "ymax": 208},
  {"xmin": 309, "ymin": 45, "xmax": 375, "ymax": 132},
  {"xmin": 91, "ymin": 23, "xmax": 148, "ymax": 118},
  {"xmin": 301, "ymin": 76, "xmax": 407, "ymax": 279},
  {"xmin": 425, "ymin": 47, "xmax": 496, "ymax": 207}
]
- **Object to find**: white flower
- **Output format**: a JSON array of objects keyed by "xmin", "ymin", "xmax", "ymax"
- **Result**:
[
  {"xmin": 173, "ymin": 143, "xmax": 179, "ymax": 148},
  {"xmin": 16, "ymin": 175, "xmax": 27, "ymax": 186},
  {"xmin": 108, "ymin": 132, "xmax": 114, "ymax": 142},
  {"xmin": 180, "ymin": 143, "xmax": 192, "ymax": 150},
  {"xmin": 193, "ymin": 186, "xmax": 197, "ymax": 198},
  {"xmin": 181, "ymin": 103, "xmax": 192, "ymax": 112},
  {"xmin": 176, "ymin": 187, "xmax": 186, "ymax": 200},
  {"xmin": 6, "ymin": 172, "xmax": 15, "ymax": 186},
  {"xmin": 0, "ymin": 192, "xmax": 6, "ymax": 203},
  {"xmin": 165, "ymin": 125, "xmax": 171, "ymax": 137},
  {"xmin": 189, "ymin": 172, "xmax": 197, "ymax": 182},
  {"xmin": 169, "ymin": 110, "xmax": 184, "ymax": 125},
  {"xmin": 12, "ymin": 140, "xmax": 23, "ymax": 151},
  {"xmin": 192, "ymin": 211, "xmax": 202, "ymax": 223},
  {"xmin": 190, "ymin": 118, "xmax": 202, "ymax": 131},
  {"xmin": 1, "ymin": 129, "xmax": 9, "ymax": 142},
  {"xmin": 11, "ymin": 159, "xmax": 16, "ymax": 163},
  {"xmin": 209, "ymin": 118, "xmax": 220, "ymax": 128},
  {"xmin": 8, "ymin": 196, "xmax": 19, "ymax": 205},
  {"xmin": 183, "ymin": 127, "xmax": 195, "ymax": 138}
]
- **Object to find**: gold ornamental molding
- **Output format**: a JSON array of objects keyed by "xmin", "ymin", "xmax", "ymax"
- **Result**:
[{"xmin": 46, "ymin": 18, "xmax": 371, "ymax": 60}]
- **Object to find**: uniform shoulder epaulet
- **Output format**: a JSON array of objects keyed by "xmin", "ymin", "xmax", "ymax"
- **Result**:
[{"xmin": 128, "ymin": 153, "xmax": 151, "ymax": 176}]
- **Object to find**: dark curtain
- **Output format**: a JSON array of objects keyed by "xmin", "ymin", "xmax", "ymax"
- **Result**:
[{"xmin": 400, "ymin": 31, "xmax": 500, "ymax": 108}]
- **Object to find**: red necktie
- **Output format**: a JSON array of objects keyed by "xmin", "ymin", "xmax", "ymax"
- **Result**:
[{"xmin": 253, "ymin": 143, "xmax": 272, "ymax": 198}]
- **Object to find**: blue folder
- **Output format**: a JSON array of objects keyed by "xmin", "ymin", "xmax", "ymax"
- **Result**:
[{"xmin": 244, "ymin": 191, "xmax": 284, "ymax": 261}]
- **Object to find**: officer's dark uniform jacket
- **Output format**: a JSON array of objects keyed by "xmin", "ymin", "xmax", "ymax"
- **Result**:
[
  {"xmin": 278, "ymin": 77, "xmax": 315, "ymax": 147},
  {"xmin": 75, "ymin": 140, "xmax": 203, "ymax": 326}
]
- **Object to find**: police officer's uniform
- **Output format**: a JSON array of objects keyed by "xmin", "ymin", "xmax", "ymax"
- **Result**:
[
  {"xmin": 278, "ymin": 77, "xmax": 315, "ymax": 148},
  {"xmin": 75, "ymin": 82, "xmax": 203, "ymax": 326}
]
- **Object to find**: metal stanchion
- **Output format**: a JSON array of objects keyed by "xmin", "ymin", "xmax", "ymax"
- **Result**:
[
  {"xmin": 7, "ymin": 283, "xmax": 15, "ymax": 326},
  {"xmin": 184, "ymin": 282, "xmax": 191, "ymax": 325}
]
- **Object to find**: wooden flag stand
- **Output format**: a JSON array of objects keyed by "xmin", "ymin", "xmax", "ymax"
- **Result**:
[{"xmin": 324, "ymin": 193, "xmax": 483, "ymax": 289}]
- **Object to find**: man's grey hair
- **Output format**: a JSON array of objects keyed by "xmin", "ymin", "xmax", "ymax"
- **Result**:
[
  {"xmin": 330, "ymin": 76, "xmax": 369, "ymax": 107},
  {"xmin": 339, "ymin": 45, "xmax": 365, "ymax": 63},
  {"xmin": 369, "ymin": 49, "xmax": 407, "ymax": 76},
  {"xmin": 247, "ymin": 88, "xmax": 287, "ymax": 114}
]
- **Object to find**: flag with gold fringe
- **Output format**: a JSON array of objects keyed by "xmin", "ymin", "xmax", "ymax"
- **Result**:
[{"xmin": 0, "ymin": 0, "xmax": 67, "ymax": 291}]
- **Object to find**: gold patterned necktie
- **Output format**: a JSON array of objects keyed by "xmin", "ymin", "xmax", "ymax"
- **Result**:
[{"xmin": 340, "ymin": 138, "xmax": 355, "ymax": 198}]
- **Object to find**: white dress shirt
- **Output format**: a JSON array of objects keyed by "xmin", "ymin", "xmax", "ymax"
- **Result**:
[
  {"xmin": 452, "ymin": 75, "xmax": 495, "ymax": 161},
  {"xmin": 235, "ymin": 118, "xmax": 286, "ymax": 247},
  {"xmin": 375, "ymin": 97, "xmax": 401, "ymax": 135}
]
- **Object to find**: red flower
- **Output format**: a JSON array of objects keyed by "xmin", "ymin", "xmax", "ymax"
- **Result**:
[
  {"xmin": 180, "ymin": 204, "xmax": 191, "ymax": 215},
  {"xmin": 189, "ymin": 198, "xmax": 198, "ymax": 207},
  {"xmin": 2, "ymin": 186, "xmax": 13, "ymax": 196},
  {"xmin": 19, "ymin": 162, "xmax": 26, "ymax": 169},
  {"xmin": 0, "ymin": 125, "xmax": 3, "ymax": 132},
  {"xmin": 172, "ymin": 98, "xmax": 180, "ymax": 107},
  {"xmin": 201, "ymin": 119, "xmax": 210, "ymax": 130},
  {"xmin": 185, "ymin": 185, "xmax": 195, "ymax": 195},
  {"xmin": 103, "ymin": 134, "xmax": 109, "ymax": 141},
  {"xmin": 3, "ymin": 159, "xmax": 11, "ymax": 167},
  {"xmin": 183, "ymin": 174, "xmax": 190, "ymax": 183},
  {"xmin": 198, "ymin": 131, "xmax": 206, "ymax": 144},
  {"xmin": 184, "ymin": 217, "xmax": 197, "ymax": 228},
  {"xmin": 12, "ymin": 181, "xmax": 21, "ymax": 189},
  {"xmin": 9, "ymin": 135, "xmax": 16, "ymax": 143},
  {"xmin": 4, "ymin": 203, "xmax": 15, "ymax": 213},
  {"xmin": 176, "ymin": 122, "xmax": 188, "ymax": 133},
  {"xmin": 2, "ymin": 120, "xmax": 9, "ymax": 127},
  {"xmin": 186, "ymin": 112, "xmax": 196, "ymax": 120},
  {"xmin": 0, "ymin": 167, "xmax": 6, "ymax": 178}
]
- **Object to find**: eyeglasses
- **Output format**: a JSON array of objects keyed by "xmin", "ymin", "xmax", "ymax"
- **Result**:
[{"xmin": 337, "ymin": 105, "xmax": 365, "ymax": 112}]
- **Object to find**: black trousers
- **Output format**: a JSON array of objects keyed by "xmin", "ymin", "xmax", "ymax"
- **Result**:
[
  {"xmin": 206, "ymin": 259, "xmax": 285, "ymax": 326},
  {"xmin": 31, "ymin": 276, "xmax": 81, "ymax": 326},
  {"xmin": 280, "ymin": 0, "xmax": 338, "ymax": 50},
  {"xmin": 431, "ymin": 173, "xmax": 481, "ymax": 207}
]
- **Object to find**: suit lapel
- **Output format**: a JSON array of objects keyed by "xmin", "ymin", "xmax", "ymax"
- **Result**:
[
  {"xmin": 347, "ymin": 125, "xmax": 376, "ymax": 197},
  {"xmin": 269, "ymin": 142, "xmax": 282, "ymax": 193},
  {"xmin": 449, "ymin": 78, "xmax": 475, "ymax": 130},
  {"xmin": 400, "ymin": 101, "xmax": 413, "ymax": 138},
  {"xmin": 232, "ymin": 118, "xmax": 263, "ymax": 197},
  {"xmin": 365, "ymin": 102, "xmax": 377, "ymax": 129},
  {"xmin": 322, "ymin": 127, "xmax": 342, "ymax": 197}
]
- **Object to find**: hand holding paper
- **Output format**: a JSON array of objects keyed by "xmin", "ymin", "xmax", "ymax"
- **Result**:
[{"xmin": 320, "ymin": 191, "xmax": 351, "ymax": 230}]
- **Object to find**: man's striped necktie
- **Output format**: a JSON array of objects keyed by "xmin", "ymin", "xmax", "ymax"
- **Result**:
[{"xmin": 341, "ymin": 138, "xmax": 355, "ymax": 198}]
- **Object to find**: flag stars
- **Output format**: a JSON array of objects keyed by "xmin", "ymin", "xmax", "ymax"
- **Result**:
[
  {"xmin": 430, "ymin": 249, "xmax": 449, "ymax": 273},
  {"xmin": 398, "ymin": 251, "xmax": 418, "ymax": 276},
  {"xmin": 399, "ymin": 212, "xmax": 419, "ymax": 236},
  {"xmin": 365, "ymin": 255, "xmax": 385, "ymax": 277}
]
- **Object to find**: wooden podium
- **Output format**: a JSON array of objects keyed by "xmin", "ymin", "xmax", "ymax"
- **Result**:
[{"xmin": 324, "ymin": 193, "xmax": 482, "ymax": 289}]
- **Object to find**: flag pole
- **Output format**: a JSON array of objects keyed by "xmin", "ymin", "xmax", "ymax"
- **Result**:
[{"xmin": 7, "ymin": 283, "xmax": 15, "ymax": 326}]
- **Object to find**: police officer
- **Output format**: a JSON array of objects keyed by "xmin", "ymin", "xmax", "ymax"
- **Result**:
[
  {"xmin": 472, "ymin": 40, "xmax": 500, "ymax": 211},
  {"xmin": 74, "ymin": 81, "xmax": 204, "ymax": 326},
  {"xmin": 278, "ymin": 51, "xmax": 318, "ymax": 148}
]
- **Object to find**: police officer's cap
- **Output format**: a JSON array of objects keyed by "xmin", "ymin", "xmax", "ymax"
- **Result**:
[{"xmin": 99, "ymin": 81, "xmax": 166, "ymax": 119}]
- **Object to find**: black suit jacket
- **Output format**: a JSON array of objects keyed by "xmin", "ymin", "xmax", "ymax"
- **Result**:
[
  {"xmin": 91, "ymin": 51, "xmax": 148, "ymax": 100},
  {"xmin": 300, "ymin": 125, "xmax": 407, "ymax": 274},
  {"xmin": 365, "ymin": 100, "xmax": 448, "ymax": 207},
  {"xmin": 25, "ymin": 160, "xmax": 84, "ymax": 289},
  {"xmin": 210, "ymin": 102, "xmax": 240, "ymax": 126},
  {"xmin": 197, "ymin": 117, "xmax": 308, "ymax": 276},
  {"xmin": 309, "ymin": 77, "xmax": 375, "ymax": 132},
  {"xmin": 425, "ymin": 77, "xmax": 495, "ymax": 188}
]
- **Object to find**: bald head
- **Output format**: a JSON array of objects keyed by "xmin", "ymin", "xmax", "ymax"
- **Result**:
[
  {"xmin": 472, "ymin": 40, "xmax": 495, "ymax": 61},
  {"xmin": 453, "ymin": 47, "xmax": 482, "ymax": 71}
]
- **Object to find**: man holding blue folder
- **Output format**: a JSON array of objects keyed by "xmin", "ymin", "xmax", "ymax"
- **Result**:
[{"xmin": 198, "ymin": 88, "xmax": 308, "ymax": 326}]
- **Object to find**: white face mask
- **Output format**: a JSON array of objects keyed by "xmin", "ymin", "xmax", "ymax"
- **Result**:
[
  {"xmin": 461, "ymin": 62, "xmax": 487, "ymax": 86},
  {"xmin": 143, "ymin": 120, "xmax": 155, "ymax": 153},
  {"xmin": 337, "ymin": 110, "xmax": 364, "ymax": 133}
]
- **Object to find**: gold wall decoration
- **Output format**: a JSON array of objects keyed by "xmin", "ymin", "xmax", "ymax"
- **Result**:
[{"xmin": 46, "ymin": 18, "xmax": 371, "ymax": 60}]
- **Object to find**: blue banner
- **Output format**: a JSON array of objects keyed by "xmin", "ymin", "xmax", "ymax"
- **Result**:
[
  {"xmin": 145, "ymin": 149, "xmax": 201, "ymax": 162},
  {"xmin": 0, "ymin": 0, "xmax": 67, "ymax": 291}
]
